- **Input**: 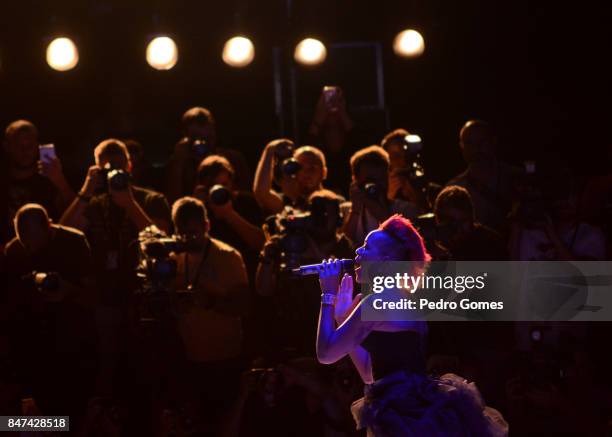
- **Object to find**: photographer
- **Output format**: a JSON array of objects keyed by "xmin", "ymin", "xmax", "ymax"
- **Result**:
[
  {"xmin": 4, "ymin": 204, "xmax": 96, "ymax": 424},
  {"xmin": 60, "ymin": 139, "xmax": 171, "ymax": 297},
  {"xmin": 445, "ymin": 120, "xmax": 520, "ymax": 232},
  {"xmin": 171, "ymin": 197, "xmax": 249, "ymax": 428},
  {"xmin": 165, "ymin": 106, "xmax": 250, "ymax": 202},
  {"xmin": 509, "ymin": 176, "xmax": 605, "ymax": 261},
  {"xmin": 381, "ymin": 128, "xmax": 428, "ymax": 211},
  {"xmin": 60, "ymin": 139, "xmax": 171, "ymax": 397},
  {"xmin": 341, "ymin": 145, "xmax": 420, "ymax": 246},
  {"xmin": 256, "ymin": 189, "xmax": 353, "ymax": 355},
  {"xmin": 193, "ymin": 154, "xmax": 264, "ymax": 275},
  {"xmin": 307, "ymin": 86, "xmax": 355, "ymax": 194},
  {"xmin": 429, "ymin": 185, "xmax": 507, "ymax": 261},
  {"xmin": 253, "ymin": 140, "xmax": 328, "ymax": 215},
  {"xmin": 253, "ymin": 138, "xmax": 299, "ymax": 214},
  {"xmin": 1, "ymin": 119, "xmax": 75, "ymax": 245}
]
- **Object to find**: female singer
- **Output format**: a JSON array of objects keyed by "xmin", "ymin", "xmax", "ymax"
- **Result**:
[{"xmin": 316, "ymin": 214, "xmax": 508, "ymax": 436}]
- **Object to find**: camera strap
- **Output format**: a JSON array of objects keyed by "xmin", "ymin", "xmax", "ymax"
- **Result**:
[{"xmin": 184, "ymin": 238, "xmax": 212, "ymax": 292}]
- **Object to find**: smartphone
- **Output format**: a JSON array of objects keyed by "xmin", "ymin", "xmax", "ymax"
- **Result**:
[
  {"xmin": 323, "ymin": 86, "xmax": 338, "ymax": 107},
  {"xmin": 39, "ymin": 144, "xmax": 57, "ymax": 163}
]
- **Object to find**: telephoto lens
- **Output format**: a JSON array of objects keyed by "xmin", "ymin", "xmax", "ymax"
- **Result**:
[
  {"xmin": 33, "ymin": 272, "xmax": 60, "ymax": 292},
  {"xmin": 191, "ymin": 139, "xmax": 208, "ymax": 158},
  {"xmin": 281, "ymin": 158, "xmax": 302, "ymax": 177},
  {"xmin": 107, "ymin": 169, "xmax": 130, "ymax": 191},
  {"xmin": 363, "ymin": 182, "xmax": 380, "ymax": 198},
  {"xmin": 209, "ymin": 184, "xmax": 232, "ymax": 205}
]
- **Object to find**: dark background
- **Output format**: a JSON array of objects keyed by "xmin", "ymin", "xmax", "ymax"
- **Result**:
[{"xmin": 0, "ymin": 0, "xmax": 610, "ymax": 186}]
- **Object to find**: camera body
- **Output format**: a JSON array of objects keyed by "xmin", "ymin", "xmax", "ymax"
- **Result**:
[
  {"xmin": 190, "ymin": 138, "xmax": 209, "ymax": 159},
  {"xmin": 362, "ymin": 182, "xmax": 382, "ymax": 198},
  {"xmin": 96, "ymin": 164, "xmax": 130, "ymax": 194},
  {"xmin": 265, "ymin": 207, "xmax": 313, "ymax": 271},
  {"xmin": 397, "ymin": 134, "xmax": 428, "ymax": 191},
  {"xmin": 135, "ymin": 226, "xmax": 204, "ymax": 321},
  {"xmin": 138, "ymin": 229, "xmax": 203, "ymax": 286},
  {"xmin": 209, "ymin": 184, "xmax": 232, "ymax": 206},
  {"xmin": 27, "ymin": 271, "xmax": 60, "ymax": 292},
  {"xmin": 281, "ymin": 158, "xmax": 302, "ymax": 177},
  {"xmin": 272, "ymin": 142, "xmax": 297, "ymax": 184},
  {"xmin": 107, "ymin": 168, "xmax": 130, "ymax": 191}
]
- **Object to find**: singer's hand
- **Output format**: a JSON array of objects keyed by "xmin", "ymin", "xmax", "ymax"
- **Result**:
[
  {"xmin": 335, "ymin": 273, "xmax": 362, "ymax": 325},
  {"xmin": 317, "ymin": 258, "xmax": 342, "ymax": 294}
]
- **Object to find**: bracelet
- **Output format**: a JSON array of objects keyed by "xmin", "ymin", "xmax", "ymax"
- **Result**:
[{"xmin": 321, "ymin": 293, "xmax": 336, "ymax": 305}]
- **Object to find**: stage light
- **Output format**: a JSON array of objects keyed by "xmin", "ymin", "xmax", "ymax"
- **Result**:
[
  {"xmin": 393, "ymin": 29, "xmax": 425, "ymax": 58},
  {"xmin": 294, "ymin": 38, "xmax": 327, "ymax": 66},
  {"xmin": 46, "ymin": 37, "xmax": 79, "ymax": 71},
  {"xmin": 406, "ymin": 134, "xmax": 422, "ymax": 144},
  {"xmin": 146, "ymin": 36, "xmax": 178, "ymax": 70},
  {"xmin": 222, "ymin": 36, "xmax": 255, "ymax": 67}
]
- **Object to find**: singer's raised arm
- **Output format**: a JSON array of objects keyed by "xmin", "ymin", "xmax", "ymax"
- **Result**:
[{"xmin": 315, "ymin": 259, "xmax": 377, "ymax": 367}]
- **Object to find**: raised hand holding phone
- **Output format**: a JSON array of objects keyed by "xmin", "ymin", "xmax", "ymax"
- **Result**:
[
  {"xmin": 39, "ymin": 143, "xmax": 57, "ymax": 163},
  {"xmin": 38, "ymin": 143, "xmax": 65, "ymax": 186}
]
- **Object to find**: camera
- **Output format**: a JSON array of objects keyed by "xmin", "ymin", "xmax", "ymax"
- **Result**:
[
  {"xmin": 138, "ymin": 228, "xmax": 203, "ymax": 284},
  {"xmin": 96, "ymin": 164, "xmax": 130, "ymax": 193},
  {"xmin": 190, "ymin": 138, "xmax": 209, "ymax": 158},
  {"xmin": 26, "ymin": 271, "xmax": 60, "ymax": 292},
  {"xmin": 281, "ymin": 158, "xmax": 301, "ymax": 177},
  {"xmin": 135, "ymin": 226, "xmax": 203, "ymax": 322},
  {"xmin": 265, "ymin": 206, "xmax": 313, "ymax": 271},
  {"xmin": 362, "ymin": 182, "xmax": 382, "ymax": 198},
  {"xmin": 107, "ymin": 168, "xmax": 130, "ymax": 191},
  {"xmin": 209, "ymin": 184, "xmax": 232, "ymax": 206},
  {"xmin": 395, "ymin": 134, "xmax": 428, "ymax": 192},
  {"xmin": 272, "ymin": 142, "xmax": 298, "ymax": 184}
]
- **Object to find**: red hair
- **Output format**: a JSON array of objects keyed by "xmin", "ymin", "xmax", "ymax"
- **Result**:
[{"xmin": 378, "ymin": 214, "xmax": 431, "ymax": 264}]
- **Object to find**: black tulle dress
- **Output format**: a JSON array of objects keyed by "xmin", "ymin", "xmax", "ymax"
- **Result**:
[{"xmin": 350, "ymin": 330, "xmax": 509, "ymax": 437}]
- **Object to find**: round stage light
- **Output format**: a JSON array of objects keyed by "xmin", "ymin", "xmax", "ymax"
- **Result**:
[
  {"xmin": 146, "ymin": 36, "xmax": 178, "ymax": 70},
  {"xmin": 46, "ymin": 37, "xmax": 79, "ymax": 71},
  {"xmin": 406, "ymin": 134, "xmax": 422, "ymax": 144},
  {"xmin": 393, "ymin": 29, "xmax": 425, "ymax": 58},
  {"xmin": 294, "ymin": 38, "xmax": 327, "ymax": 66},
  {"xmin": 222, "ymin": 36, "xmax": 255, "ymax": 67}
]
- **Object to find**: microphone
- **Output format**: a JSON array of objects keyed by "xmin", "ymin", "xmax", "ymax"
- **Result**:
[{"xmin": 291, "ymin": 259, "xmax": 354, "ymax": 276}]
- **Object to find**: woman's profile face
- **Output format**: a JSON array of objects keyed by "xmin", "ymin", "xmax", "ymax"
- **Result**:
[{"xmin": 354, "ymin": 230, "xmax": 395, "ymax": 283}]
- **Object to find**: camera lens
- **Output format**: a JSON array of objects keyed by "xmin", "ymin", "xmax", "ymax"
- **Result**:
[
  {"xmin": 281, "ymin": 158, "xmax": 301, "ymax": 177},
  {"xmin": 192, "ymin": 139, "xmax": 208, "ymax": 158},
  {"xmin": 108, "ymin": 169, "xmax": 130, "ymax": 191},
  {"xmin": 363, "ymin": 182, "xmax": 379, "ymax": 198},
  {"xmin": 209, "ymin": 185, "xmax": 232, "ymax": 205},
  {"xmin": 34, "ymin": 272, "xmax": 60, "ymax": 292}
]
